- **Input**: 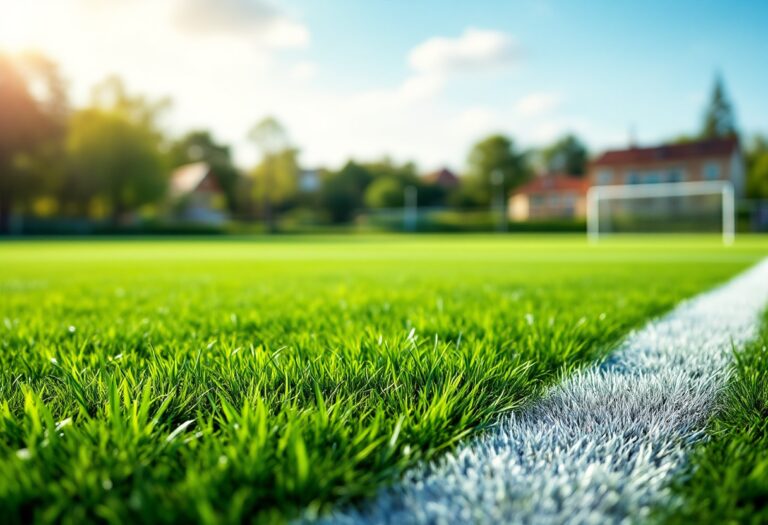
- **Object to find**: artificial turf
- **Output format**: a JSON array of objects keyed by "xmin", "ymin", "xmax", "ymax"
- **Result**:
[{"xmin": 0, "ymin": 235, "xmax": 766, "ymax": 524}]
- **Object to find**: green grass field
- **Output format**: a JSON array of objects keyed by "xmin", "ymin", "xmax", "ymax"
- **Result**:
[
  {"xmin": 662, "ymin": 309, "xmax": 768, "ymax": 524},
  {"xmin": 1, "ymin": 235, "xmax": 767, "ymax": 524}
]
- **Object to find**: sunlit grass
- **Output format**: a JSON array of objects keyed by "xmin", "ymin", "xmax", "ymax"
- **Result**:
[
  {"xmin": 661, "ymin": 309, "xmax": 768, "ymax": 524},
  {"xmin": 0, "ymin": 235, "xmax": 766, "ymax": 524}
]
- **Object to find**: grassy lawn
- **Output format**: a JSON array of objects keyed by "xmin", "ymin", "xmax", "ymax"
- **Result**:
[
  {"xmin": 662, "ymin": 308, "xmax": 768, "ymax": 524},
  {"xmin": 0, "ymin": 235, "xmax": 766, "ymax": 524}
]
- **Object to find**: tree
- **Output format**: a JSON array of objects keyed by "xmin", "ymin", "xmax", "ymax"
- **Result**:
[
  {"xmin": 66, "ymin": 77, "xmax": 169, "ymax": 222},
  {"xmin": 250, "ymin": 147, "xmax": 300, "ymax": 211},
  {"xmin": 365, "ymin": 177, "xmax": 405, "ymax": 208},
  {"xmin": 447, "ymin": 184, "xmax": 486, "ymax": 209},
  {"xmin": 319, "ymin": 161, "xmax": 372, "ymax": 223},
  {"xmin": 0, "ymin": 52, "xmax": 67, "ymax": 233},
  {"xmin": 700, "ymin": 75, "xmax": 738, "ymax": 139},
  {"xmin": 465, "ymin": 134, "xmax": 529, "ymax": 205},
  {"xmin": 363, "ymin": 159, "xmax": 422, "ymax": 209},
  {"xmin": 540, "ymin": 134, "xmax": 588, "ymax": 176},
  {"xmin": 248, "ymin": 117, "xmax": 294, "ymax": 231},
  {"xmin": 746, "ymin": 135, "xmax": 768, "ymax": 198},
  {"xmin": 170, "ymin": 130, "xmax": 240, "ymax": 213},
  {"xmin": 318, "ymin": 158, "xmax": 420, "ymax": 222},
  {"xmin": 364, "ymin": 158, "xmax": 419, "ymax": 186},
  {"xmin": 668, "ymin": 134, "xmax": 698, "ymax": 145}
]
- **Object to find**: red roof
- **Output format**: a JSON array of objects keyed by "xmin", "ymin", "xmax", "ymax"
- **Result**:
[
  {"xmin": 591, "ymin": 137, "xmax": 739, "ymax": 167},
  {"xmin": 423, "ymin": 168, "xmax": 459, "ymax": 188},
  {"xmin": 169, "ymin": 162, "xmax": 223, "ymax": 197},
  {"xmin": 513, "ymin": 174, "xmax": 590, "ymax": 196}
]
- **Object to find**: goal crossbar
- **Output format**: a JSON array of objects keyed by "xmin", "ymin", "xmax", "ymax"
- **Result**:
[{"xmin": 586, "ymin": 180, "xmax": 735, "ymax": 244}]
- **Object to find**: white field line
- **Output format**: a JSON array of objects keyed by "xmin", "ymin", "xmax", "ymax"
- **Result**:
[{"xmin": 317, "ymin": 258, "xmax": 768, "ymax": 525}]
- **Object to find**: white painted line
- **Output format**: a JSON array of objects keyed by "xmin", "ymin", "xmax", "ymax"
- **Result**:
[{"xmin": 318, "ymin": 258, "xmax": 768, "ymax": 525}]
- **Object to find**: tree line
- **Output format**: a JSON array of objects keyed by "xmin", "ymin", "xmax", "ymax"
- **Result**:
[{"xmin": 1, "ymin": 52, "xmax": 767, "ymax": 234}]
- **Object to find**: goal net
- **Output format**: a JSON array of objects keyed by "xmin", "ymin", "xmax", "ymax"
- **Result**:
[{"xmin": 586, "ymin": 180, "xmax": 735, "ymax": 244}]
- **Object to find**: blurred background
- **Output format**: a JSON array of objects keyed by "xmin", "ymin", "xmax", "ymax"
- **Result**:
[{"xmin": 0, "ymin": 0, "xmax": 767, "ymax": 236}]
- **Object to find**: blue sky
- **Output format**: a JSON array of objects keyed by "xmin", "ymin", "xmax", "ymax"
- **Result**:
[
  {"xmin": 1, "ymin": 0, "xmax": 766, "ymax": 170},
  {"xmin": 292, "ymin": 0, "xmax": 768, "ymax": 144}
]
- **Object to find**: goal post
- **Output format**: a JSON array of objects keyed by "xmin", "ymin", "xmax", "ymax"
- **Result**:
[{"xmin": 586, "ymin": 180, "xmax": 735, "ymax": 245}]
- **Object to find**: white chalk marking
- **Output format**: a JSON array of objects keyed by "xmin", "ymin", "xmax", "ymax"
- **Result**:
[{"xmin": 319, "ymin": 258, "xmax": 768, "ymax": 524}]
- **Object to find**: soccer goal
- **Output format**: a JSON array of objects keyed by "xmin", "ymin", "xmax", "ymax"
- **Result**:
[{"xmin": 586, "ymin": 180, "xmax": 735, "ymax": 244}]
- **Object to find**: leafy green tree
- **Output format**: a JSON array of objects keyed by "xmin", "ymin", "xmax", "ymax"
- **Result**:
[
  {"xmin": 465, "ymin": 134, "xmax": 529, "ymax": 205},
  {"xmin": 250, "ymin": 147, "xmax": 300, "ymax": 210},
  {"xmin": 318, "ymin": 158, "xmax": 421, "ymax": 222},
  {"xmin": 364, "ymin": 159, "xmax": 419, "ymax": 185},
  {"xmin": 66, "ymin": 77, "xmax": 169, "ymax": 222},
  {"xmin": 0, "ymin": 52, "xmax": 67, "ymax": 233},
  {"xmin": 418, "ymin": 181, "xmax": 448, "ymax": 208},
  {"xmin": 248, "ymin": 117, "xmax": 296, "ymax": 231},
  {"xmin": 447, "ymin": 184, "xmax": 486, "ymax": 209},
  {"xmin": 700, "ymin": 75, "xmax": 738, "ymax": 139},
  {"xmin": 540, "ymin": 134, "xmax": 588, "ymax": 176},
  {"xmin": 746, "ymin": 135, "xmax": 768, "ymax": 198},
  {"xmin": 365, "ymin": 177, "xmax": 405, "ymax": 208},
  {"xmin": 170, "ymin": 130, "xmax": 240, "ymax": 213},
  {"xmin": 668, "ymin": 134, "xmax": 698, "ymax": 144},
  {"xmin": 319, "ymin": 161, "xmax": 372, "ymax": 223}
]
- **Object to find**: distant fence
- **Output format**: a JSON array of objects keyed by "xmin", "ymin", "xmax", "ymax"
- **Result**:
[
  {"xmin": 4, "ymin": 216, "xmax": 230, "ymax": 236},
  {"xmin": 4, "ymin": 200, "xmax": 768, "ymax": 236},
  {"xmin": 359, "ymin": 207, "xmax": 585, "ymax": 233},
  {"xmin": 741, "ymin": 199, "xmax": 768, "ymax": 232}
]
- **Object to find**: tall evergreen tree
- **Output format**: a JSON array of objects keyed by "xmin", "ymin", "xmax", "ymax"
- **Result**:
[{"xmin": 701, "ymin": 75, "xmax": 738, "ymax": 139}]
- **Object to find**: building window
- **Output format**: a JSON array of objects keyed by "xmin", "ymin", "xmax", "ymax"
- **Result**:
[
  {"xmin": 546, "ymin": 195, "xmax": 556, "ymax": 207},
  {"xmin": 644, "ymin": 171, "xmax": 662, "ymax": 184},
  {"xmin": 625, "ymin": 171, "xmax": 640, "ymax": 185},
  {"xmin": 596, "ymin": 169, "xmax": 613, "ymax": 185},
  {"xmin": 668, "ymin": 169, "xmax": 683, "ymax": 183},
  {"xmin": 531, "ymin": 195, "xmax": 545, "ymax": 207},
  {"xmin": 704, "ymin": 162, "xmax": 721, "ymax": 180}
]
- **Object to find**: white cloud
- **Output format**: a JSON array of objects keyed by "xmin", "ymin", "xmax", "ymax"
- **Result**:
[
  {"xmin": 300, "ymin": 28, "xmax": 521, "ymax": 170},
  {"xmin": 354, "ymin": 73, "xmax": 442, "ymax": 109},
  {"xmin": 352, "ymin": 28, "xmax": 520, "ymax": 111},
  {"xmin": 408, "ymin": 28, "xmax": 520, "ymax": 76},
  {"xmin": 290, "ymin": 61, "xmax": 317, "ymax": 82},
  {"xmin": 173, "ymin": 0, "xmax": 276, "ymax": 34},
  {"xmin": 449, "ymin": 107, "xmax": 498, "ymax": 136},
  {"xmin": 0, "ymin": 5, "xmax": 582, "ymax": 173},
  {"xmin": 173, "ymin": 0, "xmax": 309, "ymax": 48},
  {"xmin": 397, "ymin": 74, "xmax": 444, "ymax": 101},
  {"xmin": 260, "ymin": 19, "xmax": 310, "ymax": 49},
  {"xmin": 514, "ymin": 92, "xmax": 562, "ymax": 116}
]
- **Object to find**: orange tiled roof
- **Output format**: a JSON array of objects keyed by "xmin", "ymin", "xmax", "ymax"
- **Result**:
[
  {"xmin": 591, "ymin": 137, "xmax": 738, "ymax": 167},
  {"xmin": 513, "ymin": 174, "xmax": 590, "ymax": 196}
]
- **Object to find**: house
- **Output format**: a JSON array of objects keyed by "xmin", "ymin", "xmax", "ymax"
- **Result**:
[
  {"xmin": 509, "ymin": 174, "xmax": 590, "ymax": 220},
  {"xmin": 423, "ymin": 168, "xmax": 460, "ymax": 189},
  {"xmin": 169, "ymin": 162, "xmax": 228, "ymax": 225},
  {"xmin": 588, "ymin": 137, "xmax": 744, "ymax": 196}
]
